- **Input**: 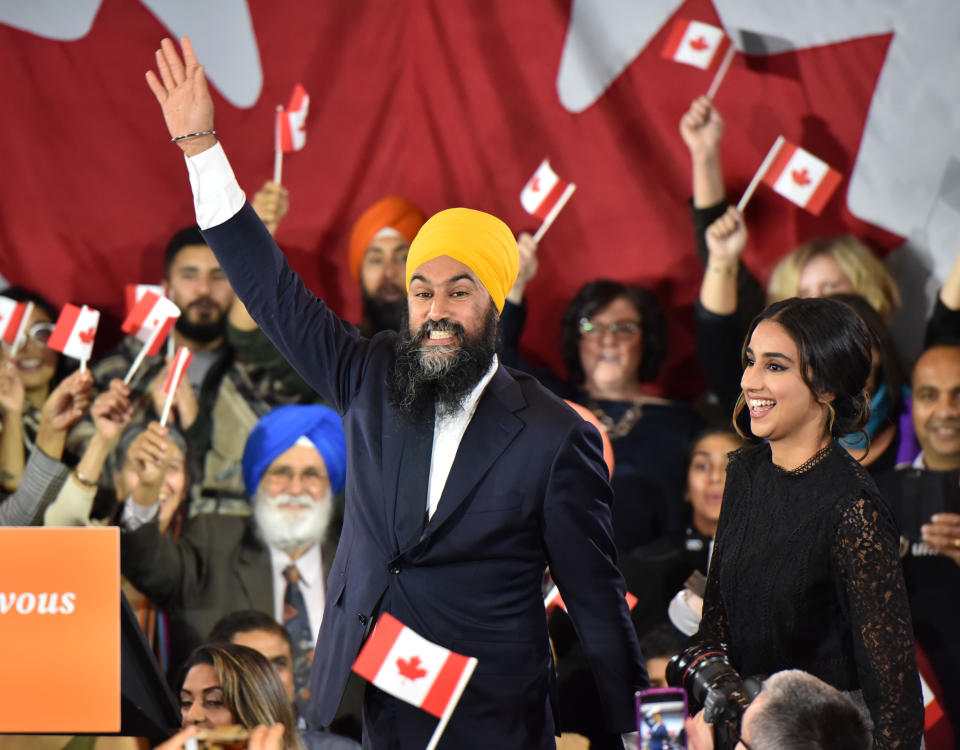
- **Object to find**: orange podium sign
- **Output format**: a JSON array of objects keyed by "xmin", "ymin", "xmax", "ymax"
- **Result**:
[{"xmin": 0, "ymin": 527, "xmax": 120, "ymax": 732}]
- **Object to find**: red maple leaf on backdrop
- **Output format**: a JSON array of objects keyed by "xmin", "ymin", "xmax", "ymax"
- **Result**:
[
  {"xmin": 77, "ymin": 327, "xmax": 96, "ymax": 344},
  {"xmin": 396, "ymin": 655, "xmax": 428, "ymax": 681},
  {"xmin": 0, "ymin": 0, "xmax": 899, "ymax": 398},
  {"xmin": 689, "ymin": 36, "xmax": 709, "ymax": 51},
  {"xmin": 791, "ymin": 168, "xmax": 812, "ymax": 186}
]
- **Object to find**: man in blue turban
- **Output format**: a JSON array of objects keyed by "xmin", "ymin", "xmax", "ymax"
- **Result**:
[{"xmin": 120, "ymin": 405, "xmax": 347, "ymax": 727}]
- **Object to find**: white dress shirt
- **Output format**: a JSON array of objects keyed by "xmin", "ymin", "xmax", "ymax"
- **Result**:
[
  {"xmin": 269, "ymin": 543, "xmax": 325, "ymax": 641},
  {"xmin": 427, "ymin": 356, "xmax": 499, "ymax": 519}
]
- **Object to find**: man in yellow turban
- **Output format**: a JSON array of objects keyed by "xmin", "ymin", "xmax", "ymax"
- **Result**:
[{"xmin": 148, "ymin": 37, "xmax": 647, "ymax": 749}]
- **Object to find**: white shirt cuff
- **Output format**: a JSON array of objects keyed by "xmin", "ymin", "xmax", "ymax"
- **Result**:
[
  {"xmin": 120, "ymin": 494, "xmax": 161, "ymax": 531},
  {"xmin": 185, "ymin": 141, "xmax": 247, "ymax": 229}
]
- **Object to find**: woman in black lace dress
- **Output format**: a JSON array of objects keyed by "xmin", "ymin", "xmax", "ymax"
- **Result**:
[{"xmin": 692, "ymin": 297, "xmax": 922, "ymax": 749}]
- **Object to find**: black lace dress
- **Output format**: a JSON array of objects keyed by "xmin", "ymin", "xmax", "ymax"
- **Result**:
[{"xmin": 693, "ymin": 441, "xmax": 923, "ymax": 749}]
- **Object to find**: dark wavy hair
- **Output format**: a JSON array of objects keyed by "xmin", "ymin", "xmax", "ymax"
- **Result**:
[
  {"xmin": 164, "ymin": 225, "xmax": 207, "ymax": 277},
  {"xmin": 828, "ymin": 293, "xmax": 906, "ymax": 417},
  {"xmin": 178, "ymin": 643, "xmax": 302, "ymax": 749},
  {"xmin": 734, "ymin": 297, "xmax": 872, "ymax": 440},
  {"xmin": 560, "ymin": 280, "xmax": 667, "ymax": 386}
]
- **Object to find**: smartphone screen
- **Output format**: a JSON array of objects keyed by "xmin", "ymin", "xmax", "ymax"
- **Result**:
[{"xmin": 636, "ymin": 687, "xmax": 688, "ymax": 750}]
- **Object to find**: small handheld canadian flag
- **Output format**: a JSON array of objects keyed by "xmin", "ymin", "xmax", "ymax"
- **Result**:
[
  {"xmin": 124, "ymin": 284, "xmax": 166, "ymax": 318},
  {"xmin": 520, "ymin": 159, "xmax": 577, "ymax": 243},
  {"xmin": 0, "ymin": 297, "xmax": 32, "ymax": 351},
  {"xmin": 121, "ymin": 291, "xmax": 181, "ymax": 384},
  {"xmin": 661, "ymin": 18, "xmax": 730, "ymax": 71},
  {"xmin": 159, "ymin": 346, "xmax": 194, "ymax": 427},
  {"xmin": 662, "ymin": 18, "xmax": 736, "ymax": 99},
  {"xmin": 47, "ymin": 304, "xmax": 100, "ymax": 369},
  {"xmin": 738, "ymin": 136, "xmax": 843, "ymax": 216},
  {"xmin": 353, "ymin": 613, "xmax": 477, "ymax": 750},
  {"xmin": 274, "ymin": 84, "xmax": 310, "ymax": 184}
]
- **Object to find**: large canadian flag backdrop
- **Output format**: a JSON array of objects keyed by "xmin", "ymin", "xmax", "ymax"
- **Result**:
[{"xmin": 2, "ymin": 0, "xmax": 959, "ymax": 397}]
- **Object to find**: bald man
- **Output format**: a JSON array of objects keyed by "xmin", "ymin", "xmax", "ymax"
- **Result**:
[{"xmin": 146, "ymin": 38, "xmax": 645, "ymax": 749}]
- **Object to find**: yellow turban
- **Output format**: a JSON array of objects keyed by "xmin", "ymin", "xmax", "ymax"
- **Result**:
[{"xmin": 405, "ymin": 208, "xmax": 518, "ymax": 313}]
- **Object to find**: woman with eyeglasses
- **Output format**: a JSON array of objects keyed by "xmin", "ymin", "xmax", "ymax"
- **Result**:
[{"xmin": 0, "ymin": 287, "xmax": 67, "ymax": 492}]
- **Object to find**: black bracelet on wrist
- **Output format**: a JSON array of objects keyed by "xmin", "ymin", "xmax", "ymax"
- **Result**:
[{"xmin": 171, "ymin": 130, "xmax": 216, "ymax": 143}]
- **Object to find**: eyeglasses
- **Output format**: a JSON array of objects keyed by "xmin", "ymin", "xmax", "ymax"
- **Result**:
[
  {"xmin": 578, "ymin": 317, "xmax": 641, "ymax": 338},
  {"xmin": 1, "ymin": 322, "xmax": 55, "ymax": 348},
  {"xmin": 264, "ymin": 466, "xmax": 329, "ymax": 493}
]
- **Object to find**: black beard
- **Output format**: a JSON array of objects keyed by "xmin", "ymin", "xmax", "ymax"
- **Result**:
[
  {"xmin": 388, "ymin": 308, "xmax": 498, "ymax": 423},
  {"xmin": 175, "ymin": 312, "xmax": 226, "ymax": 344},
  {"xmin": 363, "ymin": 291, "xmax": 405, "ymax": 334}
]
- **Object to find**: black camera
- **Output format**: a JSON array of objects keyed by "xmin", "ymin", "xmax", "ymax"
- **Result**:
[{"xmin": 665, "ymin": 643, "xmax": 762, "ymax": 726}]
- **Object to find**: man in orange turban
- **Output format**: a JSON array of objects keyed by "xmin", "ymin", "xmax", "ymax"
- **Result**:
[
  {"xmin": 149, "ymin": 37, "xmax": 647, "ymax": 749},
  {"xmin": 348, "ymin": 196, "xmax": 425, "ymax": 334}
]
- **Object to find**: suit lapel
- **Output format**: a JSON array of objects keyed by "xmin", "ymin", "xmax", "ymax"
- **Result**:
[
  {"xmin": 235, "ymin": 528, "xmax": 273, "ymax": 611},
  {"xmin": 421, "ymin": 366, "xmax": 525, "ymax": 539}
]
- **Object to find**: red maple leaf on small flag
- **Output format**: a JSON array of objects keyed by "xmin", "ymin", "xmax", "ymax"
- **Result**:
[
  {"xmin": 352, "ymin": 613, "xmax": 477, "ymax": 719},
  {"xmin": 759, "ymin": 138, "xmax": 843, "ymax": 216},
  {"xmin": 521, "ymin": 159, "xmax": 574, "ymax": 221},
  {"xmin": 396, "ymin": 655, "xmax": 428, "ymax": 681},
  {"xmin": 661, "ymin": 19, "xmax": 730, "ymax": 71},
  {"xmin": 47, "ymin": 304, "xmax": 99, "ymax": 361}
]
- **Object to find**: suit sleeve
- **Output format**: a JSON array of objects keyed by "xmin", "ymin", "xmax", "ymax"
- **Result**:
[
  {"xmin": 200, "ymin": 200, "xmax": 379, "ymax": 414},
  {"xmin": 120, "ymin": 519, "xmax": 201, "ymax": 609},
  {"xmin": 541, "ymin": 419, "xmax": 648, "ymax": 732}
]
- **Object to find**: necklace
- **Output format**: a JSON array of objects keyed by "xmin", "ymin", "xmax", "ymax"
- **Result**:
[
  {"xmin": 588, "ymin": 400, "xmax": 643, "ymax": 439},
  {"xmin": 784, "ymin": 443, "xmax": 833, "ymax": 475}
]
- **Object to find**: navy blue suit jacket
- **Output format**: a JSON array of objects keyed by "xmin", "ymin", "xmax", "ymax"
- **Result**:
[{"xmin": 204, "ymin": 205, "xmax": 646, "ymax": 748}]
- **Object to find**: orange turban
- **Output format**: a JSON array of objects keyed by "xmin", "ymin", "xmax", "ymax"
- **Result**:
[
  {"xmin": 348, "ymin": 196, "xmax": 426, "ymax": 281},
  {"xmin": 405, "ymin": 208, "xmax": 518, "ymax": 313}
]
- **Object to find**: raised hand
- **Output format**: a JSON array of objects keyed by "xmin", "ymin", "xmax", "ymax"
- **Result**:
[
  {"xmin": 145, "ymin": 37, "xmax": 216, "ymax": 157},
  {"xmin": 922, "ymin": 512, "xmax": 960, "ymax": 566},
  {"xmin": 40, "ymin": 370, "xmax": 94, "ymax": 434},
  {"xmin": 90, "ymin": 379, "xmax": 134, "ymax": 446},
  {"xmin": 251, "ymin": 180, "xmax": 290, "ymax": 236},
  {"xmin": 680, "ymin": 95, "xmax": 724, "ymax": 157},
  {"xmin": 705, "ymin": 206, "xmax": 747, "ymax": 264},
  {"xmin": 507, "ymin": 232, "xmax": 539, "ymax": 305},
  {"xmin": 0, "ymin": 362, "xmax": 25, "ymax": 416},
  {"xmin": 129, "ymin": 421, "xmax": 171, "ymax": 490}
]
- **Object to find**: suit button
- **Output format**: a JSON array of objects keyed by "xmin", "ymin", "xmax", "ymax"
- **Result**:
[
  {"xmin": 358, "ymin": 614, "xmax": 367, "ymax": 626},
  {"xmin": 389, "ymin": 565, "xmax": 401, "ymax": 575}
]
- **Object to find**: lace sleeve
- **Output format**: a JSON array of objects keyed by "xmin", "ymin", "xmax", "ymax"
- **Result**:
[
  {"xmin": 691, "ymin": 525, "xmax": 729, "ymax": 649},
  {"xmin": 832, "ymin": 496, "xmax": 923, "ymax": 750}
]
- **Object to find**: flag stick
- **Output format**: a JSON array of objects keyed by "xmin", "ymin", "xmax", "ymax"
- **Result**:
[
  {"xmin": 532, "ymin": 183, "xmax": 577, "ymax": 244},
  {"xmin": 737, "ymin": 135, "xmax": 785, "ymax": 213},
  {"xmin": 273, "ymin": 105, "xmax": 284, "ymax": 185},
  {"xmin": 80, "ymin": 358, "xmax": 86, "ymax": 373},
  {"xmin": 123, "ymin": 326, "xmax": 162, "ymax": 385},
  {"xmin": 706, "ymin": 44, "xmax": 736, "ymax": 101},
  {"xmin": 159, "ymin": 348, "xmax": 190, "ymax": 427},
  {"xmin": 9, "ymin": 302, "xmax": 34, "ymax": 358},
  {"xmin": 424, "ymin": 658, "xmax": 477, "ymax": 750}
]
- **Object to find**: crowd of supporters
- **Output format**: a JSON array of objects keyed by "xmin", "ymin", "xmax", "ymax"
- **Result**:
[{"xmin": 1, "ymin": 94, "xmax": 959, "ymax": 750}]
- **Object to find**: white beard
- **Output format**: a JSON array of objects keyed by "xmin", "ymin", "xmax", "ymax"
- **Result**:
[{"xmin": 252, "ymin": 489, "xmax": 333, "ymax": 552}]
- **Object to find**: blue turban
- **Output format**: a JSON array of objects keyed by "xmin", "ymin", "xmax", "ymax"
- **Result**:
[{"xmin": 242, "ymin": 405, "xmax": 347, "ymax": 497}]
